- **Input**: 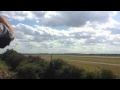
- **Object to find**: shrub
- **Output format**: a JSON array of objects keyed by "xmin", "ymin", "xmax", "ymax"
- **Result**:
[
  {"xmin": 100, "ymin": 69, "xmax": 117, "ymax": 79},
  {"xmin": 1, "ymin": 49, "xmax": 26, "ymax": 70},
  {"xmin": 58, "ymin": 65, "xmax": 85, "ymax": 79},
  {"xmin": 16, "ymin": 63, "xmax": 44, "ymax": 79},
  {"xmin": 44, "ymin": 58, "xmax": 86, "ymax": 79},
  {"xmin": 85, "ymin": 71, "xmax": 96, "ymax": 79}
]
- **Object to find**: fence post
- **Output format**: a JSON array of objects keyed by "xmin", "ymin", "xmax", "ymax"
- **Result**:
[{"xmin": 51, "ymin": 54, "xmax": 52, "ymax": 61}]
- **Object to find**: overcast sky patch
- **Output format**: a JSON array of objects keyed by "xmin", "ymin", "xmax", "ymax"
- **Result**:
[{"xmin": 0, "ymin": 11, "xmax": 120, "ymax": 54}]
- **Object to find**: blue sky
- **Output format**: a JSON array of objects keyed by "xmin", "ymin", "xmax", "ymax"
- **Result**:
[{"xmin": 0, "ymin": 11, "xmax": 120, "ymax": 54}]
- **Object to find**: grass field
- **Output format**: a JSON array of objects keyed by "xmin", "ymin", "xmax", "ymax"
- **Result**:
[
  {"xmin": 38, "ymin": 54, "xmax": 120, "ymax": 64},
  {"xmin": 25, "ymin": 54, "xmax": 120, "ymax": 77}
]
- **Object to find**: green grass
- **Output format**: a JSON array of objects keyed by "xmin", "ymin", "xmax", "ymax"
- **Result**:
[
  {"xmin": 24, "ymin": 54, "xmax": 120, "ymax": 77},
  {"xmin": 38, "ymin": 54, "xmax": 120, "ymax": 64},
  {"xmin": 67, "ymin": 60, "xmax": 120, "ymax": 77}
]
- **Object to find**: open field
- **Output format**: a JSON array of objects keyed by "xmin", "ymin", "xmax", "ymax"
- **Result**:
[
  {"xmin": 32, "ymin": 54, "xmax": 120, "ymax": 64},
  {"xmin": 67, "ymin": 60, "xmax": 120, "ymax": 76},
  {"xmin": 24, "ymin": 54, "xmax": 120, "ymax": 77}
]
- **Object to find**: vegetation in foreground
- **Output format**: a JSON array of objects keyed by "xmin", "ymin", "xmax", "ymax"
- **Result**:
[{"xmin": 0, "ymin": 49, "xmax": 118, "ymax": 79}]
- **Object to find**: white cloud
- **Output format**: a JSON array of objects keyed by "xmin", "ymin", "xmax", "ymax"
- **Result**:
[
  {"xmin": 36, "ymin": 20, "xmax": 39, "ymax": 23},
  {"xmin": 1, "ymin": 11, "xmax": 120, "ymax": 54},
  {"xmin": 43, "ymin": 11, "xmax": 116, "ymax": 27},
  {"xmin": 1, "ymin": 11, "xmax": 46, "ymax": 21},
  {"xmin": 9, "ymin": 23, "xmax": 118, "ymax": 53}
]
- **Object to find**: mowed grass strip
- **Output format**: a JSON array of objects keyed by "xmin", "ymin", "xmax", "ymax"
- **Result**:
[
  {"xmin": 67, "ymin": 60, "xmax": 120, "ymax": 77},
  {"xmin": 39, "ymin": 54, "xmax": 120, "ymax": 64}
]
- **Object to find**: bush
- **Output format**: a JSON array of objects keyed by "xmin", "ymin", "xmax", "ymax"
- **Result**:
[
  {"xmin": 0, "ymin": 60, "xmax": 10, "ymax": 79},
  {"xmin": 84, "ymin": 69, "xmax": 117, "ymax": 79},
  {"xmin": 58, "ymin": 65, "xmax": 85, "ymax": 79},
  {"xmin": 43, "ymin": 58, "xmax": 68, "ymax": 79},
  {"xmin": 16, "ymin": 63, "xmax": 44, "ymax": 79},
  {"xmin": 27, "ymin": 55, "xmax": 49, "ymax": 70},
  {"xmin": 0, "ymin": 50, "xmax": 118, "ymax": 79},
  {"xmin": 44, "ymin": 58, "xmax": 86, "ymax": 79},
  {"xmin": 85, "ymin": 72, "xmax": 96, "ymax": 79},
  {"xmin": 1, "ymin": 49, "xmax": 26, "ymax": 70},
  {"xmin": 100, "ymin": 69, "xmax": 117, "ymax": 79}
]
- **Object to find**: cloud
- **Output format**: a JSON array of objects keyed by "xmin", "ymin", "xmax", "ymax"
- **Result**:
[
  {"xmin": 15, "ymin": 30, "xmax": 26, "ymax": 39},
  {"xmin": 1, "ymin": 11, "xmax": 120, "ymax": 54},
  {"xmin": 13, "ymin": 23, "xmax": 37, "ymax": 35},
  {"xmin": 1, "ymin": 11, "xmax": 117, "ymax": 28},
  {"xmin": 1, "ymin": 11, "xmax": 46, "ymax": 21},
  {"xmin": 12, "ymin": 23, "xmax": 118, "ymax": 47},
  {"xmin": 107, "ymin": 28, "xmax": 120, "ymax": 34},
  {"xmin": 43, "ymin": 11, "xmax": 116, "ymax": 27}
]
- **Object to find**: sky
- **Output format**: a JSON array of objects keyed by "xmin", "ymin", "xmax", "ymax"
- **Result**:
[{"xmin": 0, "ymin": 11, "xmax": 120, "ymax": 54}]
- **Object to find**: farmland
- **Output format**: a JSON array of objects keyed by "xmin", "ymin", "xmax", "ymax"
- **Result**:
[{"xmin": 25, "ymin": 54, "xmax": 120, "ymax": 76}]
